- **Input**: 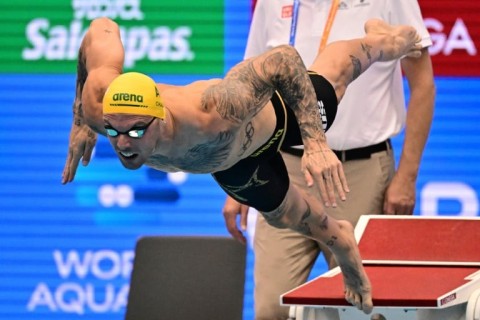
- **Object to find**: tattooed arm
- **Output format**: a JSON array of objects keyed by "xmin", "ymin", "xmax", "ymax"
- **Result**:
[
  {"xmin": 208, "ymin": 19, "xmax": 422, "ymax": 206},
  {"xmin": 62, "ymin": 18, "xmax": 124, "ymax": 184},
  {"xmin": 61, "ymin": 51, "xmax": 97, "ymax": 184},
  {"xmin": 203, "ymin": 43, "xmax": 348, "ymax": 205}
]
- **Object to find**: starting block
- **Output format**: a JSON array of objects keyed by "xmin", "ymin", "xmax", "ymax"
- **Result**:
[{"xmin": 281, "ymin": 215, "xmax": 480, "ymax": 320}]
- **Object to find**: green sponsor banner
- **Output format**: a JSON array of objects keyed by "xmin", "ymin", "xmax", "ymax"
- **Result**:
[{"xmin": 0, "ymin": 0, "xmax": 224, "ymax": 74}]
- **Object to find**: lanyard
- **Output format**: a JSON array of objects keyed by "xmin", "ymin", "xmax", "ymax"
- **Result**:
[
  {"xmin": 289, "ymin": 0, "xmax": 300, "ymax": 46},
  {"xmin": 320, "ymin": 0, "xmax": 340, "ymax": 51},
  {"xmin": 289, "ymin": 0, "xmax": 340, "ymax": 49}
]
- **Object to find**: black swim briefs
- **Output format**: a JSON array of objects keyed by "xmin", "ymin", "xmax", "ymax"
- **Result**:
[{"xmin": 212, "ymin": 72, "xmax": 338, "ymax": 212}]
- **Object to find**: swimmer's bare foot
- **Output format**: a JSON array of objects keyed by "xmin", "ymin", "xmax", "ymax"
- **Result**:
[
  {"xmin": 331, "ymin": 220, "xmax": 373, "ymax": 314},
  {"xmin": 364, "ymin": 18, "xmax": 422, "ymax": 60}
]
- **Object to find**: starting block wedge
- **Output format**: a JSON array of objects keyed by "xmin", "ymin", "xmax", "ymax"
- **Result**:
[{"xmin": 281, "ymin": 215, "xmax": 480, "ymax": 320}]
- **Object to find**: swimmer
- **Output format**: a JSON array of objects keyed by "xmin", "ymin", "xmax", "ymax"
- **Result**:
[{"xmin": 62, "ymin": 17, "xmax": 422, "ymax": 313}]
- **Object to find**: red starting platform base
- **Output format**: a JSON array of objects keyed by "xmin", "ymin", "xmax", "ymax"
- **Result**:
[{"xmin": 281, "ymin": 215, "xmax": 480, "ymax": 320}]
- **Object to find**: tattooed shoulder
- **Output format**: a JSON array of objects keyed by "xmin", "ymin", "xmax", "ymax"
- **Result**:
[{"xmin": 202, "ymin": 58, "xmax": 277, "ymax": 125}]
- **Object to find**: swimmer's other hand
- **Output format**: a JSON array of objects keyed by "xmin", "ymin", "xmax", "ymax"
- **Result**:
[{"xmin": 62, "ymin": 124, "xmax": 97, "ymax": 184}]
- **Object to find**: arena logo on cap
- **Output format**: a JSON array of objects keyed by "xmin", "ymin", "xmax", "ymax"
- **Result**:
[{"xmin": 112, "ymin": 93, "xmax": 144, "ymax": 104}]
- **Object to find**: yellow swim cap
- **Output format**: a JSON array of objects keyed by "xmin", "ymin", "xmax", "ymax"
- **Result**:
[{"xmin": 103, "ymin": 72, "xmax": 165, "ymax": 119}]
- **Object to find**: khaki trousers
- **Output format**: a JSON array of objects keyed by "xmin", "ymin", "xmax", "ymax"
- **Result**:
[{"xmin": 254, "ymin": 149, "xmax": 395, "ymax": 320}]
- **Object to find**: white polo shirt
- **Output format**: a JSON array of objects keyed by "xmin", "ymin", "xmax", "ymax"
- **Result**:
[{"xmin": 245, "ymin": 0, "xmax": 432, "ymax": 150}]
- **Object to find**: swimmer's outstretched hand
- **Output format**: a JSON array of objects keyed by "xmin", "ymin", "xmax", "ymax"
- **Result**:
[
  {"xmin": 301, "ymin": 144, "xmax": 349, "ymax": 207},
  {"xmin": 62, "ymin": 118, "xmax": 97, "ymax": 184}
]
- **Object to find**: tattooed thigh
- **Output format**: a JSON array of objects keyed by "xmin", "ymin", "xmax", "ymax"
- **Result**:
[{"xmin": 261, "ymin": 201, "xmax": 288, "ymax": 229}]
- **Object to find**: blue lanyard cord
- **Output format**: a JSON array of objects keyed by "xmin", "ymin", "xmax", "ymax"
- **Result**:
[{"xmin": 289, "ymin": 0, "xmax": 300, "ymax": 46}]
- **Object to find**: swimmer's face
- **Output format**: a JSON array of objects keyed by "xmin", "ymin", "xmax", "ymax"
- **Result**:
[{"xmin": 103, "ymin": 114, "xmax": 158, "ymax": 170}]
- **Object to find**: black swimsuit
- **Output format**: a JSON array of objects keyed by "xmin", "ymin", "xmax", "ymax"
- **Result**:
[{"xmin": 212, "ymin": 72, "xmax": 338, "ymax": 212}]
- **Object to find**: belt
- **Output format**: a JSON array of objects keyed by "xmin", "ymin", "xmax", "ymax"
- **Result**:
[{"xmin": 282, "ymin": 139, "xmax": 391, "ymax": 162}]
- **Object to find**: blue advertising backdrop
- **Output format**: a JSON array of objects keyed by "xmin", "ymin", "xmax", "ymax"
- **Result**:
[{"xmin": 1, "ymin": 1, "xmax": 480, "ymax": 320}]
